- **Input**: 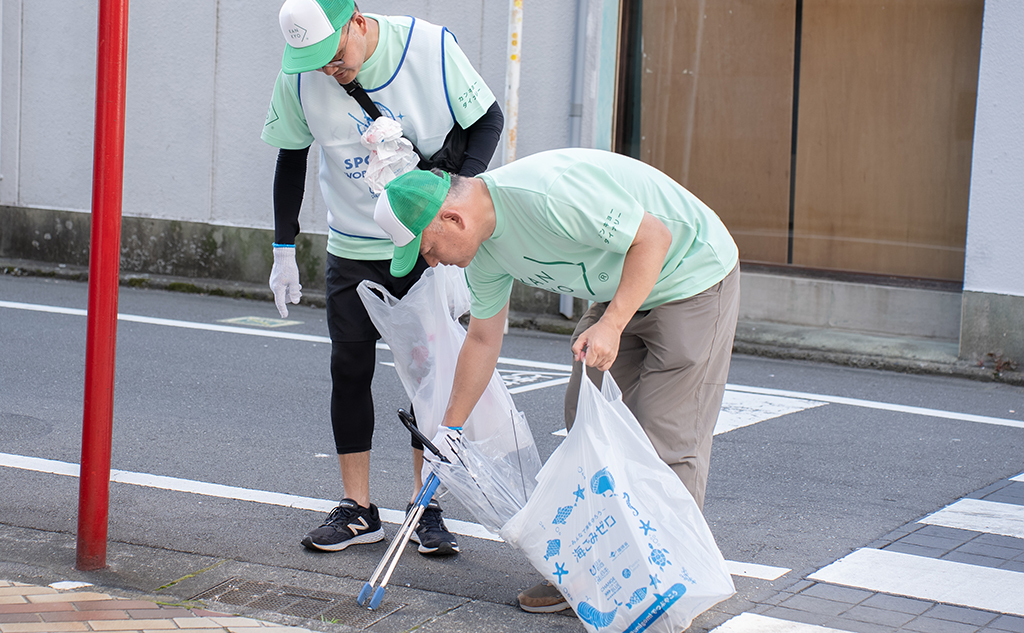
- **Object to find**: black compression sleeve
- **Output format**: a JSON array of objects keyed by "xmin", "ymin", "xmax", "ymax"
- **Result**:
[
  {"xmin": 273, "ymin": 146, "xmax": 310, "ymax": 245},
  {"xmin": 458, "ymin": 101, "xmax": 504, "ymax": 177}
]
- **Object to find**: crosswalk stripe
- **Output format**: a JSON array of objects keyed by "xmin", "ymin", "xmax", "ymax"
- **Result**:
[
  {"xmin": 711, "ymin": 613, "xmax": 850, "ymax": 632},
  {"xmin": 808, "ymin": 548, "xmax": 1024, "ymax": 616},
  {"xmin": 920, "ymin": 498, "xmax": 1024, "ymax": 539},
  {"xmin": 1012, "ymin": 472, "xmax": 1024, "ymax": 483}
]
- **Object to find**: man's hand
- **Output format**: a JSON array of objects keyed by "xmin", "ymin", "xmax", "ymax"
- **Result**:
[
  {"xmin": 572, "ymin": 318, "xmax": 623, "ymax": 371},
  {"xmin": 269, "ymin": 245, "xmax": 302, "ymax": 317}
]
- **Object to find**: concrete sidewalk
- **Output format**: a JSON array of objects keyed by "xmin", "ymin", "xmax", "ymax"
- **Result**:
[{"xmin": 0, "ymin": 580, "xmax": 312, "ymax": 633}]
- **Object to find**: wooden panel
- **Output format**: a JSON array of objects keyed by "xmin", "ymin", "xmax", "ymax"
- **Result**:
[
  {"xmin": 638, "ymin": 0, "xmax": 796, "ymax": 264},
  {"xmin": 792, "ymin": 0, "xmax": 982, "ymax": 281}
]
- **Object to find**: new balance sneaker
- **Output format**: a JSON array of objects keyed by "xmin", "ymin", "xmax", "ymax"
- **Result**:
[
  {"xmin": 518, "ymin": 580, "xmax": 570, "ymax": 613},
  {"xmin": 301, "ymin": 499, "xmax": 384, "ymax": 551},
  {"xmin": 406, "ymin": 500, "xmax": 459, "ymax": 556}
]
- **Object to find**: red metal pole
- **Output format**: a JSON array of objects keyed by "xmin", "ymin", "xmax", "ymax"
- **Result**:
[{"xmin": 76, "ymin": 0, "xmax": 129, "ymax": 571}]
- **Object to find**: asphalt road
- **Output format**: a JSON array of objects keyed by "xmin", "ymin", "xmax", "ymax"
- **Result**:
[{"xmin": 2, "ymin": 273, "xmax": 1023, "ymax": 628}]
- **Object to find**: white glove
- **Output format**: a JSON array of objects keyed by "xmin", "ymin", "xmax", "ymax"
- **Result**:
[{"xmin": 269, "ymin": 245, "xmax": 302, "ymax": 318}]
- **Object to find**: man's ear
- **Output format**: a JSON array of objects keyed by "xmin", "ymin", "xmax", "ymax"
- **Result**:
[{"xmin": 438, "ymin": 208, "xmax": 466, "ymax": 230}]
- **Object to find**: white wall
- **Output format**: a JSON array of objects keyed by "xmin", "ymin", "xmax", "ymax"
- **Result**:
[
  {"xmin": 963, "ymin": 0, "xmax": 1024, "ymax": 298},
  {"xmin": 0, "ymin": 0, "xmax": 611, "ymax": 240}
]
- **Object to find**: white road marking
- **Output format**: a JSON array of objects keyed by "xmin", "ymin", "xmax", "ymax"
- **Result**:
[
  {"xmin": 4, "ymin": 299, "xmax": 1023, "ymax": 430},
  {"xmin": 725, "ymin": 560, "xmax": 789, "ymax": 581},
  {"xmin": 808, "ymin": 548, "xmax": 1024, "ymax": 616},
  {"xmin": 1013, "ymin": 472, "xmax": 1024, "ymax": 483},
  {"xmin": 715, "ymin": 391, "xmax": 825, "ymax": 435},
  {"xmin": 920, "ymin": 498, "xmax": 1024, "ymax": 540},
  {"xmin": 0, "ymin": 451, "xmax": 789, "ymax": 580},
  {"xmin": 0, "ymin": 452, "xmax": 499, "ymax": 542},
  {"xmin": 711, "ymin": 613, "xmax": 850, "ymax": 632},
  {"xmin": 727, "ymin": 384, "xmax": 1024, "ymax": 430}
]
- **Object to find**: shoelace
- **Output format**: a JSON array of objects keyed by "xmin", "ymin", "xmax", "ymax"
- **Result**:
[
  {"xmin": 322, "ymin": 504, "xmax": 359, "ymax": 528},
  {"xmin": 418, "ymin": 505, "xmax": 445, "ymax": 532}
]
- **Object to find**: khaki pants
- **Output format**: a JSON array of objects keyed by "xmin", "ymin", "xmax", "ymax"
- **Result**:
[{"xmin": 564, "ymin": 264, "xmax": 740, "ymax": 510}]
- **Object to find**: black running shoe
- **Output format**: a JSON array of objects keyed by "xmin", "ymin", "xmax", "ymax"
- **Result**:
[
  {"xmin": 301, "ymin": 499, "xmax": 384, "ymax": 551},
  {"xmin": 407, "ymin": 500, "xmax": 459, "ymax": 556}
]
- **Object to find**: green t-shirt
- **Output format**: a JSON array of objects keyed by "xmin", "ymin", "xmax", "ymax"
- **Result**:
[{"xmin": 469, "ymin": 148, "xmax": 739, "ymax": 319}]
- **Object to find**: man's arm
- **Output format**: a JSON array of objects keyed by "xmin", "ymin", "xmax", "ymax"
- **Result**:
[
  {"xmin": 440, "ymin": 302, "xmax": 510, "ymax": 428},
  {"xmin": 458, "ymin": 102, "xmax": 503, "ymax": 177},
  {"xmin": 273, "ymin": 146, "xmax": 310, "ymax": 244},
  {"xmin": 571, "ymin": 212, "xmax": 672, "ymax": 371}
]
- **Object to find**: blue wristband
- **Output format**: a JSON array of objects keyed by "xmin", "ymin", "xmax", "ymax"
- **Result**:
[{"xmin": 272, "ymin": 243, "xmax": 295, "ymax": 248}]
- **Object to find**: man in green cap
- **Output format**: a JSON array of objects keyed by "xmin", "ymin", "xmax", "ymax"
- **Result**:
[
  {"xmin": 374, "ymin": 148, "xmax": 740, "ymax": 612},
  {"xmin": 261, "ymin": 0, "xmax": 503, "ymax": 555}
]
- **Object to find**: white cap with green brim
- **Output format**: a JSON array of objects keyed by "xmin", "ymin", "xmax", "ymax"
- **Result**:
[
  {"xmin": 374, "ymin": 170, "xmax": 452, "ymax": 278},
  {"xmin": 278, "ymin": 0, "xmax": 354, "ymax": 74}
]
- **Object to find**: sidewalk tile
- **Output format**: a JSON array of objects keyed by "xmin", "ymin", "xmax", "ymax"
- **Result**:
[
  {"xmin": 927, "ymin": 603, "xmax": 998, "ymax": 626},
  {"xmin": 903, "ymin": 616, "xmax": 981, "ymax": 633},
  {"xmin": 27, "ymin": 592, "xmax": 111, "ymax": 603},
  {"xmin": 0, "ymin": 616, "xmax": 37, "ymax": 625},
  {"xmin": 990, "ymin": 614, "xmax": 1024, "ymax": 632},
  {"xmin": 0, "ymin": 588, "xmax": 56, "ymax": 598},
  {"xmin": 0, "ymin": 599, "xmax": 26, "ymax": 606},
  {"xmin": 93, "ymin": 601, "xmax": 160, "ymax": 610},
  {"xmin": 0, "ymin": 623, "xmax": 89, "ymax": 632},
  {"xmin": 127, "ymin": 608, "xmax": 194, "ymax": 619},
  {"xmin": 172, "ymin": 617, "xmax": 224, "ymax": 628},
  {"xmin": 0, "ymin": 602, "xmax": 75, "ymax": 614},
  {"xmin": 88, "ymin": 619, "xmax": 177, "ymax": 630},
  {"xmin": 860, "ymin": 593, "xmax": 932, "ymax": 615},
  {"xmin": 41, "ymin": 610, "xmax": 131, "ymax": 622},
  {"xmin": 210, "ymin": 618, "xmax": 262, "ymax": 628}
]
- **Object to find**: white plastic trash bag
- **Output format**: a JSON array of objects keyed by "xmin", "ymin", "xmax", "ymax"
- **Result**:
[
  {"xmin": 357, "ymin": 266, "xmax": 542, "ymax": 531},
  {"xmin": 500, "ymin": 371, "xmax": 735, "ymax": 633},
  {"xmin": 360, "ymin": 117, "xmax": 420, "ymax": 193}
]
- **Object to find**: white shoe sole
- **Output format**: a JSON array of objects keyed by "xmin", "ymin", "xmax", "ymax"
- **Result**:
[{"xmin": 301, "ymin": 527, "xmax": 384, "ymax": 552}]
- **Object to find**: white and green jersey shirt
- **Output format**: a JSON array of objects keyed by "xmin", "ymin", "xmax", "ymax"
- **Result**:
[
  {"xmin": 469, "ymin": 148, "xmax": 739, "ymax": 319},
  {"xmin": 262, "ymin": 15, "xmax": 496, "ymax": 260}
]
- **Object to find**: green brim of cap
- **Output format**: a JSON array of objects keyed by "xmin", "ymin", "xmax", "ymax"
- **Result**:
[
  {"xmin": 281, "ymin": 28, "xmax": 342, "ymax": 74},
  {"xmin": 390, "ymin": 233, "xmax": 422, "ymax": 278}
]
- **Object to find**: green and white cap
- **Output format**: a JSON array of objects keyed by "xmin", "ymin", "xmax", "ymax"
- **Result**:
[
  {"xmin": 278, "ymin": 0, "xmax": 354, "ymax": 74},
  {"xmin": 374, "ymin": 170, "xmax": 452, "ymax": 277}
]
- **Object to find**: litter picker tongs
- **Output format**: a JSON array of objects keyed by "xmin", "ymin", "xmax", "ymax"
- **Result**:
[{"xmin": 357, "ymin": 408, "xmax": 449, "ymax": 610}]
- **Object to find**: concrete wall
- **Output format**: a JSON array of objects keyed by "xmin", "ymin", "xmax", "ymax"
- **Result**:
[
  {"xmin": 0, "ymin": 0, "xmax": 613, "ymax": 288},
  {"xmin": 961, "ymin": 0, "xmax": 1024, "ymax": 364}
]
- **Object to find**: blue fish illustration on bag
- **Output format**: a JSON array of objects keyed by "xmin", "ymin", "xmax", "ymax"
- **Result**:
[
  {"xmin": 544, "ymin": 539, "xmax": 561, "ymax": 560},
  {"xmin": 577, "ymin": 600, "xmax": 617, "ymax": 628},
  {"xmin": 590, "ymin": 468, "xmax": 615, "ymax": 496},
  {"xmin": 626, "ymin": 586, "xmax": 647, "ymax": 608},
  {"xmin": 553, "ymin": 505, "xmax": 574, "ymax": 524}
]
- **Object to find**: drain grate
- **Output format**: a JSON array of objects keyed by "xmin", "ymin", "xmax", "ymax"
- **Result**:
[{"xmin": 190, "ymin": 577, "xmax": 405, "ymax": 629}]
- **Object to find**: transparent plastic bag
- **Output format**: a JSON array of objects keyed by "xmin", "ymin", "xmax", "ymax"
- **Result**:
[
  {"xmin": 424, "ymin": 412, "xmax": 542, "ymax": 534},
  {"xmin": 500, "ymin": 371, "xmax": 735, "ymax": 633},
  {"xmin": 357, "ymin": 266, "xmax": 542, "ymax": 531}
]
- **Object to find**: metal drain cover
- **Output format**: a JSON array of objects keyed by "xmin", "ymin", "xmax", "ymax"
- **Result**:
[{"xmin": 191, "ymin": 577, "xmax": 405, "ymax": 628}]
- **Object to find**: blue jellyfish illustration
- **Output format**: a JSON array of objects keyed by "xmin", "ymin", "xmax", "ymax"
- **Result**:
[
  {"xmin": 590, "ymin": 467, "xmax": 615, "ymax": 496},
  {"xmin": 577, "ymin": 600, "xmax": 617, "ymax": 628}
]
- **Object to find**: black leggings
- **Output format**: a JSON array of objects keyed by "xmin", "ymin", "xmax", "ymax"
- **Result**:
[
  {"xmin": 326, "ymin": 254, "xmax": 428, "ymax": 454},
  {"xmin": 329, "ymin": 340, "xmax": 424, "ymax": 453}
]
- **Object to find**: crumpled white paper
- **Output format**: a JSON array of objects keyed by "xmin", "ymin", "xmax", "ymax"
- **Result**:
[{"xmin": 360, "ymin": 117, "xmax": 420, "ymax": 193}]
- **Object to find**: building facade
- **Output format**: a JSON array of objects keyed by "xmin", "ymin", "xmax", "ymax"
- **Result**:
[{"xmin": 0, "ymin": 1, "xmax": 1020, "ymax": 364}]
